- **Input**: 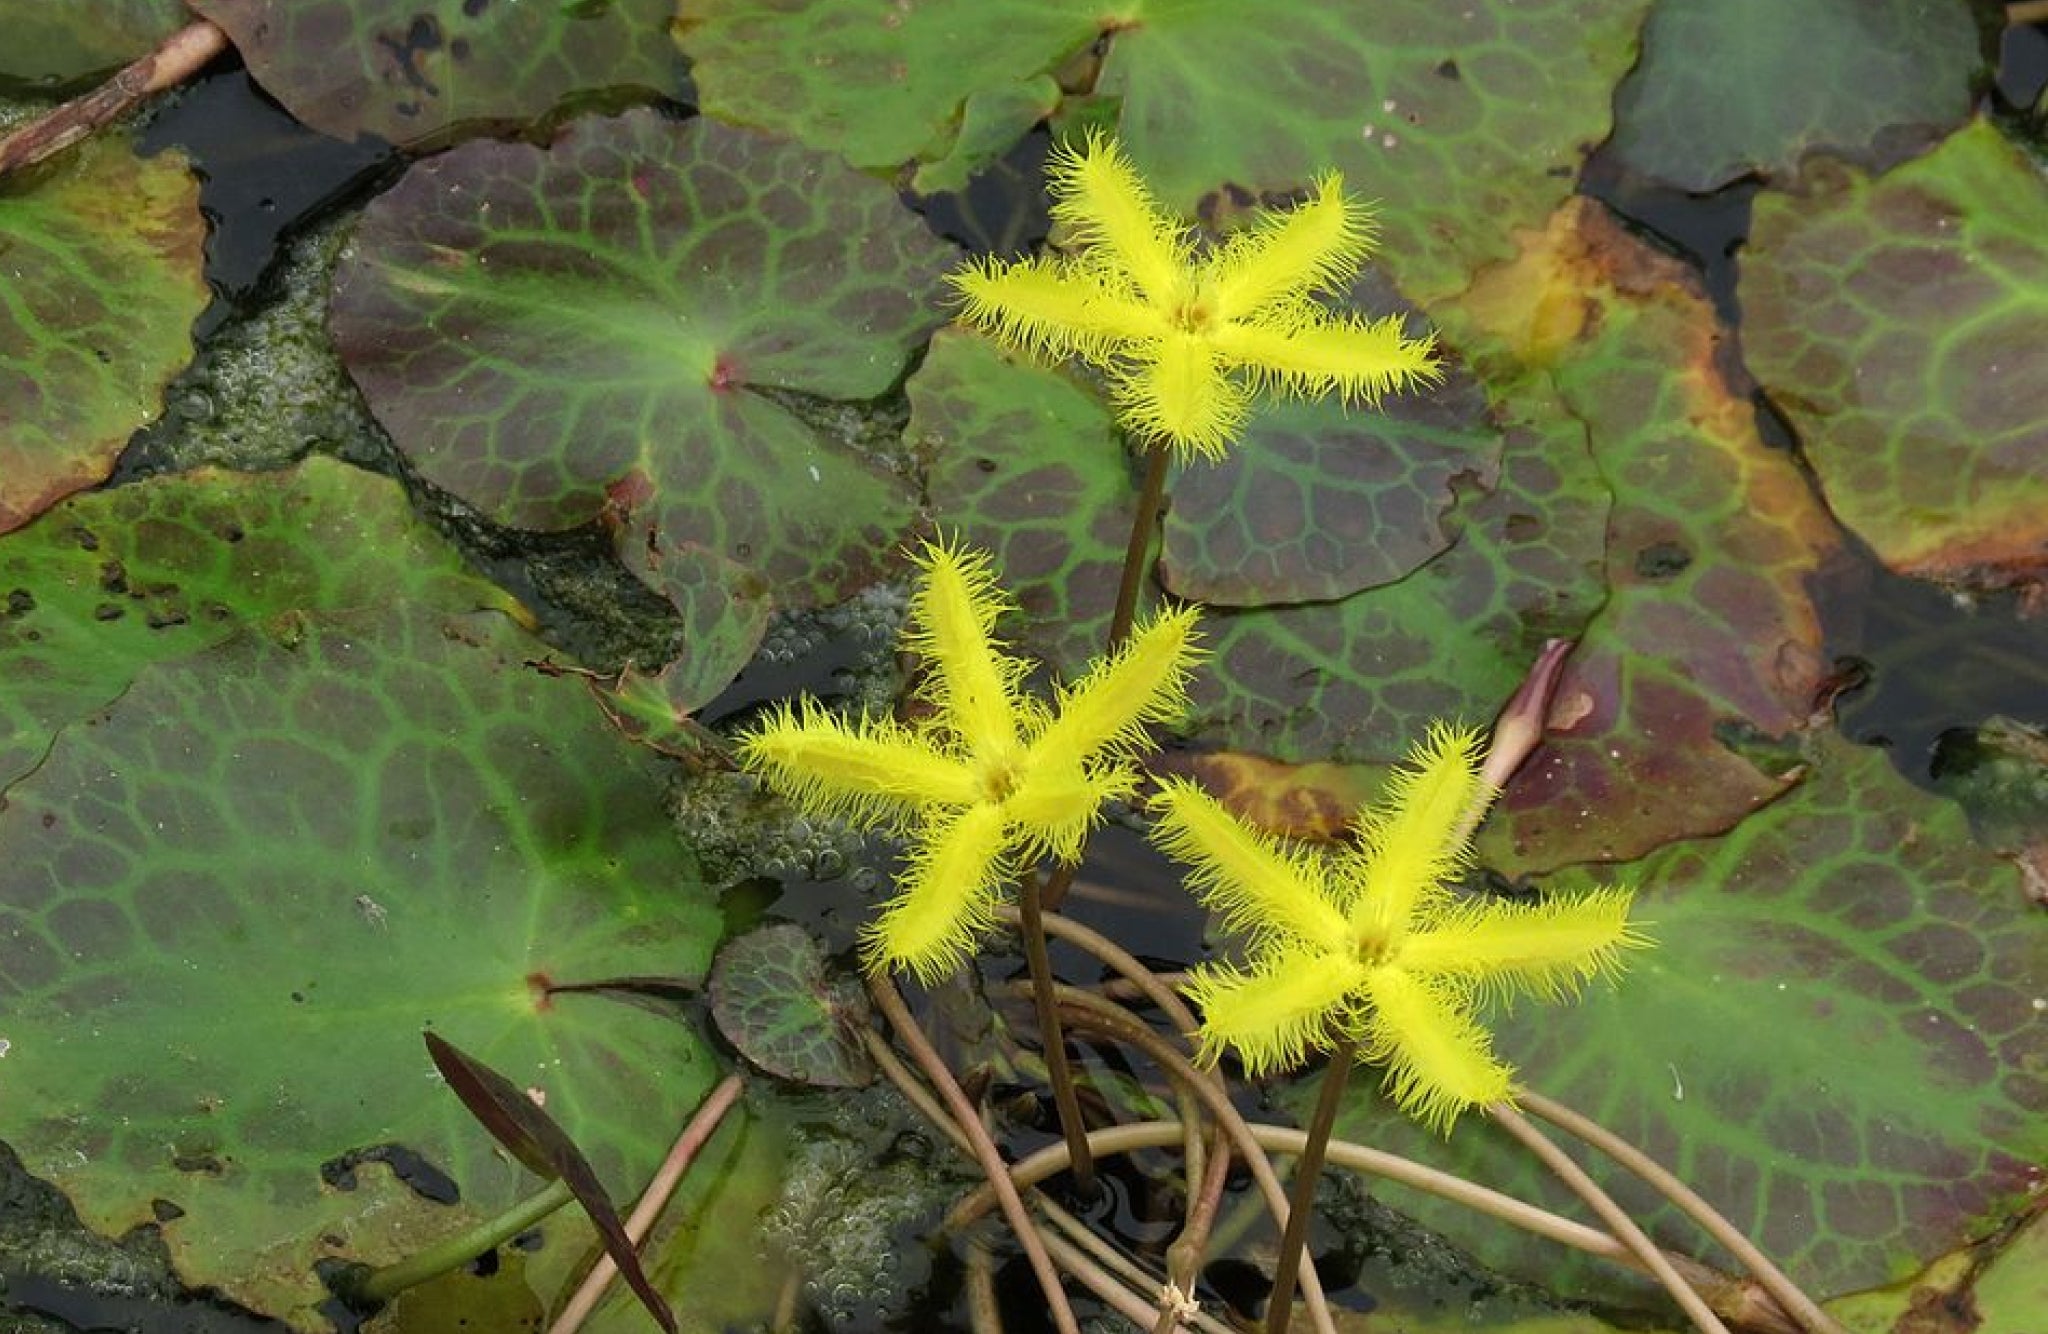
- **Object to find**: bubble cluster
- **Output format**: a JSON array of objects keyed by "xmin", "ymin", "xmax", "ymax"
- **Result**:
[
  {"xmin": 668, "ymin": 767, "xmax": 881, "ymax": 893},
  {"xmin": 759, "ymin": 1086, "xmax": 968, "ymax": 1324}
]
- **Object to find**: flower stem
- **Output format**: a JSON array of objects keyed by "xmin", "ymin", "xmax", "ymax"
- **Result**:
[
  {"xmin": 1263, "ymin": 1040, "xmax": 1353, "ymax": 1334},
  {"xmin": 867, "ymin": 973, "xmax": 1082, "ymax": 1334},
  {"xmin": 1051, "ymin": 991, "xmax": 1339, "ymax": 1334},
  {"xmin": 548, "ymin": 1073, "xmax": 746, "ymax": 1334},
  {"xmin": 1019, "ymin": 868, "xmax": 1099, "ymax": 1198},
  {"xmin": 1516, "ymin": 1088, "xmax": 1842, "ymax": 1334},
  {"xmin": 1489, "ymin": 1102, "xmax": 1729, "ymax": 1334},
  {"xmin": 1109, "ymin": 440, "xmax": 1174, "ymax": 650}
]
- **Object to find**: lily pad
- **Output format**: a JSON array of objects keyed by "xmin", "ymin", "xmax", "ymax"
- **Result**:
[
  {"xmin": 1329, "ymin": 732, "xmax": 2047, "ymax": 1300},
  {"xmin": 1096, "ymin": 0, "xmax": 1649, "ymax": 304},
  {"xmin": 0, "ymin": 132, "xmax": 206, "ymax": 535},
  {"xmin": 676, "ymin": 0, "xmax": 1106, "ymax": 179},
  {"xmin": 0, "ymin": 606, "xmax": 720, "ymax": 1327},
  {"xmin": 0, "ymin": 0, "xmax": 189, "ymax": 87},
  {"xmin": 0, "ymin": 458, "xmax": 515, "ymax": 791},
  {"xmin": 187, "ymin": 0, "xmax": 683, "ymax": 147},
  {"xmin": 1742, "ymin": 118, "xmax": 2048, "ymax": 594},
  {"xmin": 682, "ymin": 0, "xmax": 1647, "ymax": 305},
  {"xmin": 1457, "ymin": 199, "xmax": 1842, "ymax": 868},
  {"xmin": 1158, "ymin": 284, "xmax": 1501, "ymax": 608},
  {"xmin": 1604, "ymin": 0, "xmax": 1981, "ymax": 192},
  {"xmin": 710, "ymin": 924, "xmax": 873, "ymax": 1088},
  {"xmin": 330, "ymin": 109, "xmax": 947, "ymax": 611}
]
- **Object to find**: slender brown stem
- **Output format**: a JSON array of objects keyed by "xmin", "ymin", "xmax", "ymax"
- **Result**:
[
  {"xmin": 1018, "ymin": 869, "xmax": 1098, "ymax": 1196},
  {"xmin": 1108, "ymin": 440, "xmax": 1174, "ymax": 649},
  {"xmin": 1516, "ymin": 1089, "xmax": 1842, "ymax": 1334},
  {"xmin": 867, "ymin": 975, "xmax": 1082, "ymax": 1334},
  {"xmin": 1490, "ymin": 1103, "xmax": 1729, "ymax": 1334},
  {"xmin": 549, "ymin": 1073, "xmax": 746, "ymax": 1334},
  {"xmin": 2010, "ymin": 1, "xmax": 2048, "ymax": 24},
  {"xmin": 1052, "ymin": 994, "xmax": 1339, "ymax": 1334},
  {"xmin": 0, "ymin": 21, "xmax": 230, "ymax": 177},
  {"xmin": 1002, "ymin": 905, "xmax": 1205, "ymax": 1039},
  {"xmin": 966, "ymin": 1241, "xmax": 1005, "ymax": 1334},
  {"xmin": 1159, "ymin": 1125, "xmax": 1233, "ymax": 1330},
  {"xmin": 1262, "ymin": 1042, "xmax": 1353, "ymax": 1334}
]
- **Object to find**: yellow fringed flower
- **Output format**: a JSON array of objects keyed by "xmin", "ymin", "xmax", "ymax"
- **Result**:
[
  {"xmin": 948, "ymin": 132, "xmax": 1440, "ymax": 461},
  {"xmin": 1153, "ymin": 723, "xmax": 1649, "ymax": 1133},
  {"xmin": 738, "ymin": 539, "xmax": 1202, "ymax": 984}
]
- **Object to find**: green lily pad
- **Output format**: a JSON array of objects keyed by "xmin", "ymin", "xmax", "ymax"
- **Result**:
[
  {"xmin": 1742, "ymin": 119, "xmax": 2048, "ymax": 593},
  {"xmin": 1159, "ymin": 312, "xmax": 1501, "ymax": 608},
  {"xmin": 1096, "ymin": 0, "xmax": 1649, "ymax": 304},
  {"xmin": 0, "ymin": 0, "xmax": 189, "ymax": 87},
  {"xmin": 186, "ymin": 0, "xmax": 683, "ymax": 147},
  {"xmin": 710, "ymin": 925, "xmax": 872, "ymax": 1088},
  {"xmin": 0, "ymin": 458, "xmax": 515, "ymax": 791},
  {"xmin": 330, "ymin": 109, "xmax": 947, "ymax": 611},
  {"xmin": 0, "ymin": 605, "xmax": 720, "ymax": 1327},
  {"xmin": 1329, "ymin": 732, "xmax": 2047, "ymax": 1300},
  {"xmin": 682, "ymin": 0, "xmax": 1646, "ymax": 305},
  {"xmin": 1605, "ymin": 0, "xmax": 1981, "ymax": 192},
  {"xmin": 0, "ymin": 133, "xmax": 206, "ymax": 535},
  {"xmin": 1457, "ymin": 199, "xmax": 1843, "ymax": 868},
  {"xmin": 675, "ymin": 0, "xmax": 1105, "ymax": 178}
]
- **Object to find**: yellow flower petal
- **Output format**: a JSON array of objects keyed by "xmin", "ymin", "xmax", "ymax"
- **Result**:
[
  {"xmin": 1113, "ymin": 332, "xmax": 1249, "ymax": 459},
  {"xmin": 864, "ymin": 802, "xmax": 1013, "ymax": 984},
  {"xmin": 1003, "ymin": 760, "xmax": 1129, "ymax": 862},
  {"xmin": 1183, "ymin": 946, "xmax": 1367, "ymax": 1076},
  {"xmin": 1212, "ymin": 309, "xmax": 1439, "ymax": 405},
  {"xmin": 1401, "ymin": 888, "xmax": 1649, "ymax": 1002},
  {"xmin": 1026, "ymin": 603, "xmax": 1201, "ymax": 765},
  {"xmin": 1149, "ymin": 778, "xmax": 1350, "ymax": 955},
  {"xmin": 1346, "ymin": 723, "xmax": 1492, "ymax": 941},
  {"xmin": 903, "ymin": 539, "xmax": 1027, "ymax": 757},
  {"xmin": 1358, "ymin": 966, "xmax": 1511, "ymax": 1134},
  {"xmin": 1047, "ymin": 132, "xmax": 1194, "ymax": 308},
  {"xmin": 1206, "ymin": 173, "xmax": 1374, "ymax": 318},
  {"xmin": 738, "ymin": 699, "xmax": 980, "ymax": 827},
  {"xmin": 949, "ymin": 253, "xmax": 1165, "ymax": 359}
]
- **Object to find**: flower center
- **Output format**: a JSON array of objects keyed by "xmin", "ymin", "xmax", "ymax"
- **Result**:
[
  {"xmin": 1355, "ymin": 927, "xmax": 1396, "ymax": 967},
  {"xmin": 976, "ymin": 747, "xmax": 1026, "ymax": 804}
]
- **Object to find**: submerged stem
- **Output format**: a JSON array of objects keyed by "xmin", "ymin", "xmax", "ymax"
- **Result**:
[{"xmin": 1263, "ymin": 1041, "xmax": 1353, "ymax": 1334}]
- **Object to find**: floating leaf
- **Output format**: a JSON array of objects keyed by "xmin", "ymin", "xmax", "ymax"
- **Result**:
[
  {"xmin": 1096, "ymin": 0, "xmax": 1648, "ymax": 303},
  {"xmin": 187, "ymin": 0, "xmax": 683, "ymax": 147},
  {"xmin": 0, "ymin": 458, "xmax": 514, "ymax": 791},
  {"xmin": 1458, "ymin": 199, "xmax": 1841, "ymax": 868},
  {"xmin": 0, "ymin": 133, "xmax": 205, "ymax": 535},
  {"xmin": 1742, "ymin": 118, "xmax": 2048, "ymax": 594},
  {"xmin": 0, "ymin": 0, "xmax": 189, "ymax": 86},
  {"xmin": 1605, "ymin": 0, "xmax": 1980, "ymax": 192},
  {"xmin": 683, "ymin": 0, "xmax": 1646, "ymax": 305},
  {"xmin": 1159, "ymin": 313, "xmax": 1501, "ymax": 608},
  {"xmin": 331, "ymin": 110, "xmax": 947, "ymax": 611},
  {"xmin": 676, "ymin": 0, "xmax": 1106, "ymax": 178},
  {"xmin": 710, "ymin": 925, "xmax": 873, "ymax": 1089},
  {"xmin": 0, "ymin": 467, "xmax": 721, "ymax": 1325},
  {"xmin": 1329, "ymin": 733, "xmax": 2047, "ymax": 1300}
]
